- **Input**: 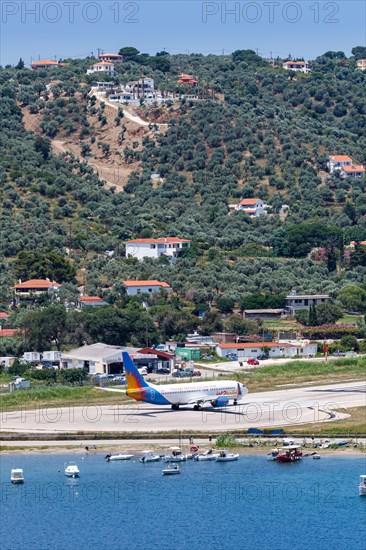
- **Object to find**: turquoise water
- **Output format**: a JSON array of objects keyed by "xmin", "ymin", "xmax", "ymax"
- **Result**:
[{"xmin": 1, "ymin": 453, "xmax": 365, "ymax": 550}]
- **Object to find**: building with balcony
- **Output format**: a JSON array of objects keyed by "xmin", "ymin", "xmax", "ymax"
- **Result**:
[{"xmin": 125, "ymin": 237, "xmax": 191, "ymax": 260}]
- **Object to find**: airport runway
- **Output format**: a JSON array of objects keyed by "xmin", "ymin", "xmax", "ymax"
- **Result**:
[{"xmin": 1, "ymin": 380, "xmax": 365, "ymax": 434}]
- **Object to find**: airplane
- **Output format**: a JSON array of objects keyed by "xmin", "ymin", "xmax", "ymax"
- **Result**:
[{"xmin": 100, "ymin": 352, "xmax": 248, "ymax": 410}]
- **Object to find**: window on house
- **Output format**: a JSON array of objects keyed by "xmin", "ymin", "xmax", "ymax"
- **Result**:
[{"xmin": 150, "ymin": 244, "xmax": 156, "ymax": 249}]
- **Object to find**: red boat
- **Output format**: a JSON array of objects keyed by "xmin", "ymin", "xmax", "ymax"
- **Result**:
[{"xmin": 276, "ymin": 445, "xmax": 302, "ymax": 463}]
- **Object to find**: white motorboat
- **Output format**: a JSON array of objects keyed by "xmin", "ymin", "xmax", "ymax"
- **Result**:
[
  {"xmin": 164, "ymin": 448, "xmax": 187, "ymax": 463},
  {"xmin": 64, "ymin": 462, "xmax": 79, "ymax": 477},
  {"xmin": 140, "ymin": 451, "xmax": 161, "ymax": 463},
  {"xmin": 359, "ymin": 475, "xmax": 366, "ymax": 496},
  {"xmin": 11, "ymin": 468, "xmax": 24, "ymax": 484},
  {"xmin": 105, "ymin": 453, "xmax": 134, "ymax": 462},
  {"xmin": 215, "ymin": 450, "xmax": 239, "ymax": 462},
  {"xmin": 312, "ymin": 453, "xmax": 321, "ymax": 459},
  {"xmin": 195, "ymin": 448, "xmax": 219, "ymax": 461},
  {"xmin": 266, "ymin": 449, "xmax": 279, "ymax": 461},
  {"xmin": 162, "ymin": 464, "xmax": 181, "ymax": 475}
]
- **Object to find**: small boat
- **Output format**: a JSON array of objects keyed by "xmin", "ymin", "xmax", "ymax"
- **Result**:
[
  {"xmin": 312, "ymin": 453, "xmax": 321, "ymax": 460},
  {"xmin": 267, "ymin": 449, "xmax": 279, "ymax": 461},
  {"xmin": 195, "ymin": 448, "xmax": 219, "ymax": 461},
  {"xmin": 140, "ymin": 451, "xmax": 161, "ymax": 463},
  {"xmin": 164, "ymin": 449, "xmax": 187, "ymax": 463},
  {"xmin": 11, "ymin": 468, "xmax": 24, "ymax": 484},
  {"xmin": 359, "ymin": 475, "xmax": 366, "ymax": 496},
  {"xmin": 162, "ymin": 464, "xmax": 181, "ymax": 476},
  {"xmin": 64, "ymin": 462, "xmax": 79, "ymax": 477},
  {"xmin": 216, "ymin": 450, "xmax": 239, "ymax": 462},
  {"xmin": 105, "ymin": 453, "xmax": 134, "ymax": 462},
  {"xmin": 276, "ymin": 445, "xmax": 302, "ymax": 463}
]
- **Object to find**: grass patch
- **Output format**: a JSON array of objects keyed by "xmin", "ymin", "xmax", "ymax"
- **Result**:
[
  {"xmin": 235, "ymin": 357, "xmax": 366, "ymax": 392},
  {"xmin": 0, "ymin": 385, "xmax": 129, "ymax": 411}
]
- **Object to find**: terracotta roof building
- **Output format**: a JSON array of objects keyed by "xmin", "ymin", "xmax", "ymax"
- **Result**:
[
  {"xmin": 123, "ymin": 280, "xmax": 171, "ymax": 296},
  {"xmin": 125, "ymin": 237, "xmax": 191, "ymax": 261}
]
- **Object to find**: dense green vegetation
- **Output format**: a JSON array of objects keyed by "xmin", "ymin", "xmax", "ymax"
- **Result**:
[{"xmin": 1, "ymin": 48, "xmax": 366, "ymax": 350}]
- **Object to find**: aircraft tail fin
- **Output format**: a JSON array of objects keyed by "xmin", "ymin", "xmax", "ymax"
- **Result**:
[{"xmin": 122, "ymin": 351, "xmax": 150, "ymax": 392}]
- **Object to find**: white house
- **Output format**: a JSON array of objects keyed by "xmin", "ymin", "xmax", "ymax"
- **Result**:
[
  {"xmin": 31, "ymin": 60, "xmax": 59, "ymax": 70},
  {"xmin": 341, "ymin": 165, "xmax": 365, "ymax": 179},
  {"xmin": 125, "ymin": 237, "xmax": 191, "ymax": 260},
  {"xmin": 125, "ymin": 78, "xmax": 155, "ymax": 99},
  {"xmin": 327, "ymin": 155, "xmax": 353, "ymax": 174},
  {"xmin": 99, "ymin": 53, "xmax": 123, "ymax": 64},
  {"xmin": 23, "ymin": 352, "xmax": 42, "ymax": 363},
  {"xmin": 87, "ymin": 61, "xmax": 115, "ymax": 76},
  {"xmin": 123, "ymin": 280, "xmax": 171, "ymax": 296},
  {"xmin": 77, "ymin": 296, "xmax": 108, "ymax": 308},
  {"xmin": 234, "ymin": 198, "xmax": 267, "ymax": 217},
  {"xmin": 282, "ymin": 60, "xmax": 310, "ymax": 74},
  {"xmin": 356, "ymin": 59, "xmax": 366, "ymax": 71},
  {"xmin": 42, "ymin": 351, "xmax": 61, "ymax": 362},
  {"xmin": 216, "ymin": 341, "xmax": 317, "ymax": 359},
  {"xmin": 285, "ymin": 292, "xmax": 330, "ymax": 315}
]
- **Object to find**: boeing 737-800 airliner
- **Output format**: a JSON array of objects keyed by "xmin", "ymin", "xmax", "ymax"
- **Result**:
[{"xmin": 101, "ymin": 352, "xmax": 248, "ymax": 410}]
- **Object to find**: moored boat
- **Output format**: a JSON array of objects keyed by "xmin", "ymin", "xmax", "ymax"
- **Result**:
[
  {"xmin": 164, "ymin": 448, "xmax": 187, "ymax": 462},
  {"xmin": 140, "ymin": 451, "xmax": 161, "ymax": 463},
  {"xmin": 11, "ymin": 468, "xmax": 24, "ymax": 484},
  {"xmin": 267, "ymin": 449, "xmax": 279, "ymax": 461},
  {"xmin": 64, "ymin": 462, "xmax": 79, "ymax": 477},
  {"xmin": 359, "ymin": 475, "xmax": 366, "ymax": 496},
  {"xmin": 162, "ymin": 464, "xmax": 181, "ymax": 475},
  {"xmin": 215, "ymin": 450, "xmax": 239, "ymax": 462},
  {"xmin": 105, "ymin": 453, "xmax": 134, "ymax": 462},
  {"xmin": 276, "ymin": 445, "xmax": 302, "ymax": 463},
  {"xmin": 195, "ymin": 448, "xmax": 219, "ymax": 461}
]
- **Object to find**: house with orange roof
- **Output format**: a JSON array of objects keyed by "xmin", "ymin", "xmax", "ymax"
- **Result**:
[
  {"xmin": 123, "ymin": 280, "xmax": 171, "ymax": 296},
  {"xmin": 13, "ymin": 279, "xmax": 61, "ymax": 304},
  {"xmin": 31, "ymin": 60, "xmax": 60, "ymax": 70},
  {"xmin": 87, "ymin": 61, "xmax": 115, "ymax": 76},
  {"xmin": 341, "ymin": 165, "xmax": 365, "ymax": 179},
  {"xmin": 234, "ymin": 198, "xmax": 268, "ymax": 217},
  {"xmin": 282, "ymin": 60, "xmax": 310, "ymax": 74},
  {"xmin": 99, "ymin": 53, "xmax": 123, "ymax": 64},
  {"xmin": 327, "ymin": 155, "xmax": 353, "ymax": 174},
  {"xmin": 125, "ymin": 237, "xmax": 191, "ymax": 261},
  {"xmin": 77, "ymin": 296, "xmax": 108, "ymax": 309},
  {"xmin": 177, "ymin": 73, "xmax": 198, "ymax": 85}
]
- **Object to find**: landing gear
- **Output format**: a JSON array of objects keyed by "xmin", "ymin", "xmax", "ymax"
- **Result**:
[
  {"xmin": 193, "ymin": 404, "xmax": 201, "ymax": 411},
  {"xmin": 171, "ymin": 404, "xmax": 180, "ymax": 410}
]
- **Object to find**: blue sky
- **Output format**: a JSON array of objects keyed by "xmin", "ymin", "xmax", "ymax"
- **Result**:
[{"xmin": 1, "ymin": 1, "xmax": 365, "ymax": 66}]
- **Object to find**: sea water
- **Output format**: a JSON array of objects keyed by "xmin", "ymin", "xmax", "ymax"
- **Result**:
[{"xmin": 0, "ymin": 453, "xmax": 365, "ymax": 550}]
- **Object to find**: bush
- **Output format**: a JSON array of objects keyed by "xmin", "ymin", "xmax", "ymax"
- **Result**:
[{"xmin": 58, "ymin": 368, "xmax": 88, "ymax": 385}]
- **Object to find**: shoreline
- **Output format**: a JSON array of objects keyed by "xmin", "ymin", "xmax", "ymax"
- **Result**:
[{"xmin": 1, "ymin": 439, "xmax": 365, "ymax": 456}]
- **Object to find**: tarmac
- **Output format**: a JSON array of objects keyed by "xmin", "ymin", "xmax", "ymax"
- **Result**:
[{"xmin": 1, "ymin": 380, "xmax": 365, "ymax": 434}]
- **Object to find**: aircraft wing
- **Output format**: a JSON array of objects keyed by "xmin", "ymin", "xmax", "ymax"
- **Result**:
[
  {"xmin": 187, "ymin": 395, "xmax": 208, "ymax": 405},
  {"xmin": 96, "ymin": 387, "xmax": 126, "ymax": 393}
]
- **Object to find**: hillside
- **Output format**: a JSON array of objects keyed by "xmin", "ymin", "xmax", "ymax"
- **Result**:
[{"xmin": 0, "ymin": 49, "xmax": 366, "ymax": 306}]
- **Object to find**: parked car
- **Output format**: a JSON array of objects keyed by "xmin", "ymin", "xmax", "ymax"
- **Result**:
[
  {"xmin": 138, "ymin": 367, "xmax": 148, "ymax": 375},
  {"xmin": 332, "ymin": 350, "xmax": 346, "ymax": 357},
  {"xmin": 156, "ymin": 367, "xmax": 170, "ymax": 375},
  {"xmin": 112, "ymin": 375, "xmax": 126, "ymax": 383},
  {"xmin": 225, "ymin": 353, "xmax": 238, "ymax": 361},
  {"xmin": 257, "ymin": 353, "xmax": 269, "ymax": 360},
  {"xmin": 192, "ymin": 370, "xmax": 201, "ymax": 377},
  {"xmin": 247, "ymin": 358, "xmax": 259, "ymax": 365}
]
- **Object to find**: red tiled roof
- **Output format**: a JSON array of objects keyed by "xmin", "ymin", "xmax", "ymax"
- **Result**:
[
  {"xmin": 79, "ymin": 296, "xmax": 106, "ymax": 303},
  {"xmin": 342, "ymin": 165, "xmax": 365, "ymax": 173},
  {"xmin": 239, "ymin": 198, "xmax": 260, "ymax": 206},
  {"xmin": 138, "ymin": 347, "xmax": 174, "ymax": 359},
  {"xmin": 123, "ymin": 280, "xmax": 171, "ymax": 288},
  {"xmin": 0, "ymin": 312, "xmax": 9, "ymax": 319},
  {"xmin": 283, "ymin": 61, "xmax": 307, "ymax": 66},
  {"xmin": 126, "ymin": 237, "xmax": 191, "ymax": 244},
  {"xmin": 31, "ymin": 60, "xmax": 59, "ymax": 66},
  {"xmin": 13, "ymin": 279, "xmax": 61, "ymax": 290},
  {"xmin": 329, "ymin": 155, "xmax": 352, "ymax": 162},
  {"xmin": 92, "ymin": 61, "xmax": 114, "ymax": 66},
  {"xmin": 0, "ymin": 329, "xmax": 19, "ymax": 338}
]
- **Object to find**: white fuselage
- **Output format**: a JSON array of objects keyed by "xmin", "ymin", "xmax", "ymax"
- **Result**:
[{"xmin": 149, "ymin": 380, "xmax": 247, "ymax": 405}]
